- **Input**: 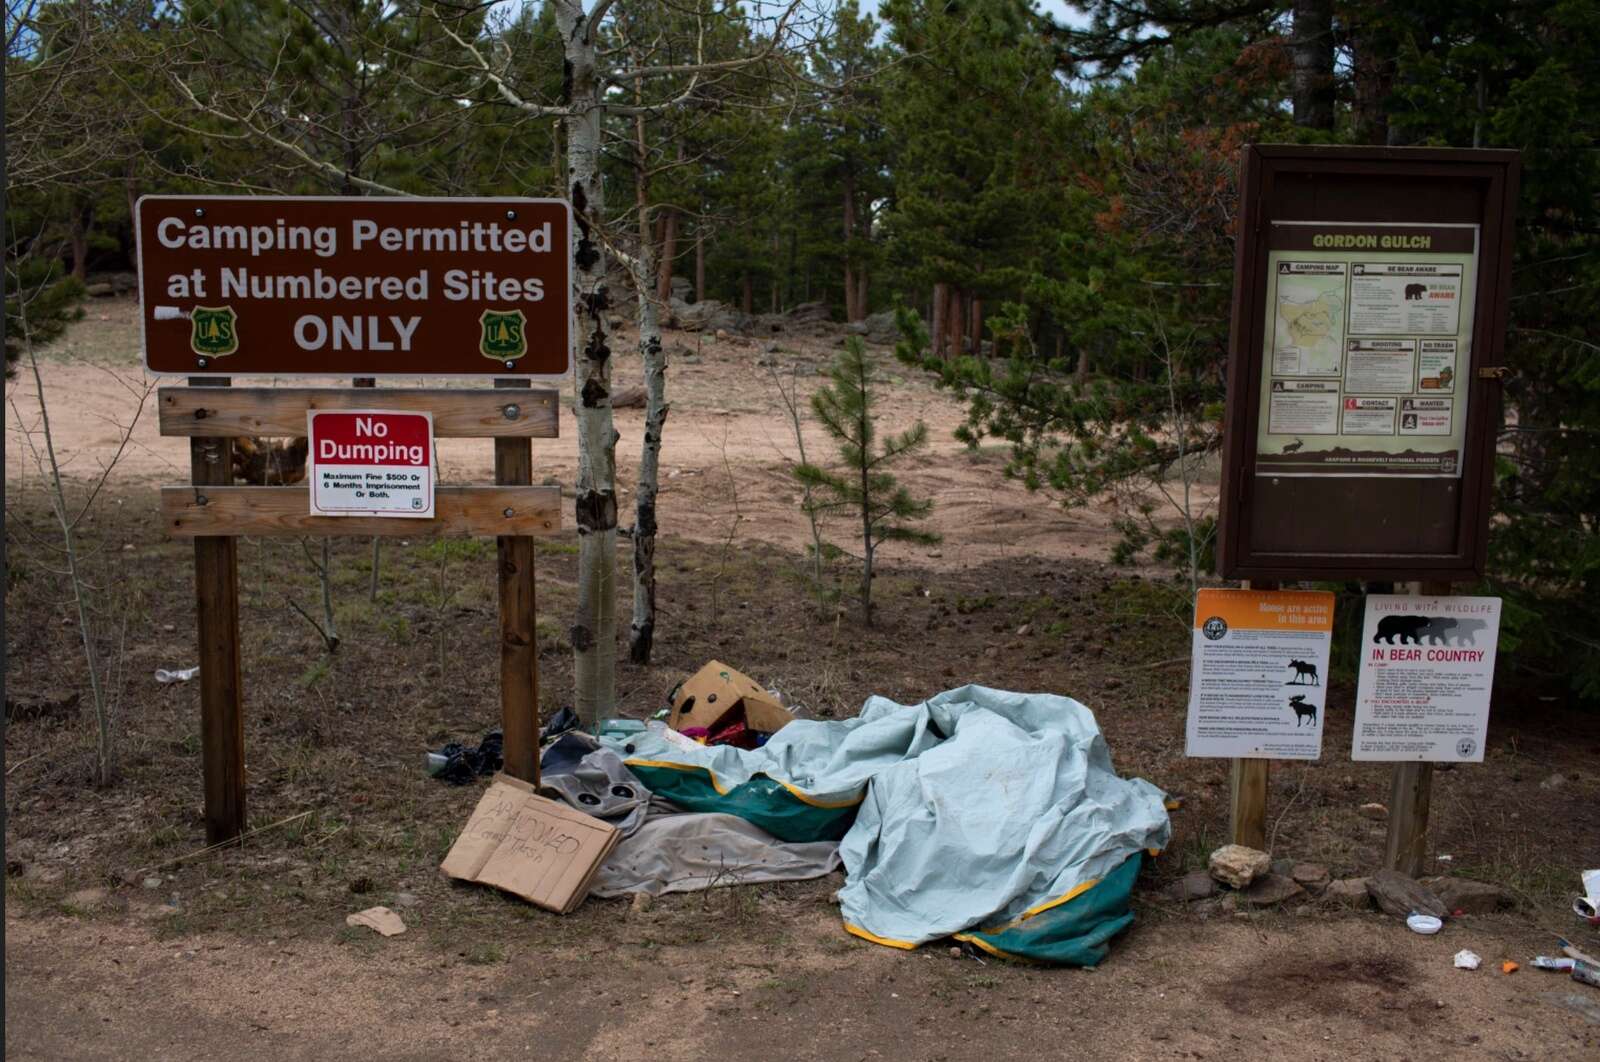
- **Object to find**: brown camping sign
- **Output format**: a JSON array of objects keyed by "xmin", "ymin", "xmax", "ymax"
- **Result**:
[{"xmin": 136, "ymin": 196, "xmax": 571, "ymax": 377}]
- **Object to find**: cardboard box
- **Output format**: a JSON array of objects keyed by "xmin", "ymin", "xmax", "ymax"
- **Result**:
[
  {"xmin": 670, "ymin": 660, "xmax": 794, "ymax": 736},
  {"xmin": 440, "ymin": 773, "xmax": 620, "ymax": 914}
]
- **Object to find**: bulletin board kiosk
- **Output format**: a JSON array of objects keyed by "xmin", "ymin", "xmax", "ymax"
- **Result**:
[{"xmin": 1212, "ymin": 146, "xmax": 1519, "ymax": 874}]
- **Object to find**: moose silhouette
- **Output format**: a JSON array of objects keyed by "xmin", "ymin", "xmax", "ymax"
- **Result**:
[
  {"xmin": 1286, "ymin": 659, "xmax": 1320, "ymax": 685},
  {"xmin": 1282, "ymin": 436, "xmax": 1305, "ymax": 454},
  {"xmin": 1288, "ymin": 694, "xmax": 1318, "ymax": 727}
]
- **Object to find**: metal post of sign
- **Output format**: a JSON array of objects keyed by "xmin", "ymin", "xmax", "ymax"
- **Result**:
[{"xmin": 1383, "ymin": 579, "xmax": 1453, "ymax": 875}]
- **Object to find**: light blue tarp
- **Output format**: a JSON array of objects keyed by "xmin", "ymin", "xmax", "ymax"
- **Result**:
[{"xmin": 611, "ymin": 685, "xmax": 1171, "ymax": 963}]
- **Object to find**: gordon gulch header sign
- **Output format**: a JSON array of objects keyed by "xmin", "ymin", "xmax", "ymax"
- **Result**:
[{"xmin": 136, "ymin": 195, "xmax": 572, "ymax": 377}]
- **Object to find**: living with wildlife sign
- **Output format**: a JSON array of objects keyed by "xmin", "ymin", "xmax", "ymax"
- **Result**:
[
  {"xmin": 135, "ymin": 196, "xmax": 572, "ymax": 377},
  {"xmin": 1353, "ymin": 595, "xmax": 1501, "ymax": 762},
  {"xmin": 1186, "ymin": 588, "xmax": 1335, "ymax": 760}
]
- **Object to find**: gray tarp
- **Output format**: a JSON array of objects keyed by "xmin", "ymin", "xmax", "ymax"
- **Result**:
[{"xmin": 541, "ymin": 744, "xmax": 841, "ymax": 898}]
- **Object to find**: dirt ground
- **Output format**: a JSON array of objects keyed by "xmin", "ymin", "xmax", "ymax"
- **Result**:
[
  {"xmin": 3, "ymin": 295, "xmax": 1160, "ymax": 569},
  {"xmin": 5, "ymin": 297, "xmax": 1599, "ymax": 1060}
]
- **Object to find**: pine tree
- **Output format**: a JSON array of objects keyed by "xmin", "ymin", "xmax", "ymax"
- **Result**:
[{"xmin": 796, "ymin": 338, "xmax": 938, "ymax": 625}]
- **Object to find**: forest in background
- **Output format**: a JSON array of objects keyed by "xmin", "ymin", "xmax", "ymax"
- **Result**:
[{"xmin": 7, "ymin": 0, "xmax": 1598, "ymax": 700}]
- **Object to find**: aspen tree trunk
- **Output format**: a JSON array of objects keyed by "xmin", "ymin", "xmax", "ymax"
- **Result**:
[
  {"xmin": 557, "ymin": 0, "xmax": 618, "ymax": 726},
  {"xmin": 630, "ymin": 77, "xmax": 668, "ymax": 665},
  {"xmin": 856, "ymin": 272, "xmax": 868, "ymax": 320}
]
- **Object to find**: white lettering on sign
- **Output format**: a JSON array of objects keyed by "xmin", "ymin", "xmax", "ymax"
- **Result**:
[
  {"xmin": 157, "ymin": 216, "xmax": 339, "ymax": 257},
  {"xmin": 292, "ymin": 315, "xmax": 421, "ymax": 351},
  {"xmin": 308, "ymin": 409, "xmax": 435, "ymax": 518}
]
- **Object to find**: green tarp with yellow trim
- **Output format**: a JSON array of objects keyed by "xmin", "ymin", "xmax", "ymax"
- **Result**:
[{"xmin": 615, "ymin": 686, "xmax": 1170, "ymax": 965}]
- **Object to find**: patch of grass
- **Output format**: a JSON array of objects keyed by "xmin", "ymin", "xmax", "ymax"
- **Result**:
[
  {"xmin": 378, "ymin": 615, "xmax": 412, "ymax": 644},
  {"xmin": 462, "ymin": 941, "xmax": 507, "ymax": 965},
  {"xmin": 298, "ymin": 658, "xmax": 332, "ymax": 688},
  {"xmin": 535, "ymin": 539, "xmax": 579, "ymax": 556},
  {"xmin": 418, "ymin": 539, "xmax": 494, "ymax": 564}
]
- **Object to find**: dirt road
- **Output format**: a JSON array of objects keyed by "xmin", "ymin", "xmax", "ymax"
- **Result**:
[
  {"xmin": 8, "ymin": 905, "xmax": 1597, "ymax": 1061},
  {"xmin": 5, "ymin": 296, "xmax": 1205, "ymax": 569}
]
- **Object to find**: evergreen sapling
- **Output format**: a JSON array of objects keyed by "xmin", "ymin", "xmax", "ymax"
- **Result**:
[{"xmin": 795, "ymin": 337, "xmax": 938, "ymax": 625}]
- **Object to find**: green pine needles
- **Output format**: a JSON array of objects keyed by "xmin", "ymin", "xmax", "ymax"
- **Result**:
[{"xmin": 795, "ymin": 337, "xmax": 939, "ymax": 625}]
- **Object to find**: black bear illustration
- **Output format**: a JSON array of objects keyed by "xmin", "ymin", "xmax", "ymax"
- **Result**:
[
  {"xmin": 1420, "ymin": 617, "xmax": 1458, "ymax": 645},
  {"xmin": 1450, "ymin": 618, "xmax": 1488, "ymax": 646},
  {"xmin": 1404, "ymin": 283, "xmax": 1427, "ymax": 300},
  {"xmin": 1373, "ymin": 615, "xmax": 1430, "ymax": 644}
]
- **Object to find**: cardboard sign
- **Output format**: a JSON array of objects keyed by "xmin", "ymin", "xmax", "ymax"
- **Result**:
[
  {"xmin": 1185, "ymin": 588, "xmax": 1335, "ymax": 760},
  {"xmin": 441, "ymin": 773, "xmax": 620, "ymax": 914},
  {"xmin": 1352, "ymin": 595, "xmax": 1501, "ymax": 762},
  {"xmin": 135, "ymin": 195, "xmax": 571, "ymax": 377},
  {"xmin": 308, "ymin": 410, "xmax": 434, "ymax": 518},
  {"xmin": 670, "ymin": 660, "xmax": 794, "ymax": 736}
]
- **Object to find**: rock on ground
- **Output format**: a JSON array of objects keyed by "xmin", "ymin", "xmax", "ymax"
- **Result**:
[
  {"xmin": 1366, "ymin": 869, "xmax": 1448, "ymax": 919},
  {"xmin": 1421, "ymin": 877, "xmax": 1515, "ymax": 914},
  {"xmin": 1166, "ymin": 870, "xmax": 1217, "ymax": 903},
  {"xmin": 1209, "ymin": 845, "xmax": 1272, "ymax": 889},
  {"xmin": 1241, "ymin": 874, "xmax": 1306, "ymax": 907},
  {"xmin": 1325, "ymin": 877, "xmax": 1373, "ymax": 908},
  {"xmin": 1291, "ymin": 863, "xmax": 1332, "ymax": 894}
]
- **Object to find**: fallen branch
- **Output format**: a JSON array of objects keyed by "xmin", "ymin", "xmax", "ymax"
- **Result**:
[{"xmin": 132, "ymin": 810, "xmax": 315, "ymax": 875}]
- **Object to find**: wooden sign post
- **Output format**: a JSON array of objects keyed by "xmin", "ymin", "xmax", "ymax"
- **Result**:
[
  {"xmin": 159, "ymin": 385, "xmax": 561, "ymax": 842},
  {"xmin": 1216, "ymin": 146, "xmax": 1520, "ymax": 862},
  {"xmin": 1228, "ymin": 580, "xmax": 1275, "ymax": 850}
]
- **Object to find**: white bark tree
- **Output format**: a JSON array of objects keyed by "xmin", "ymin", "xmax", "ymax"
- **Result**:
[
  {"xmin": 441, "ymin": 0, "xmax": 820, "ymax": 721},
  {"xmin": 155, "ymin": 0, "xmax": 827, "ymax": 725}
]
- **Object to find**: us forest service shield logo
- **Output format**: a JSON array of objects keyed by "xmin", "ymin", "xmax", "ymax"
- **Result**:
[
  {"xmin": 189, "ymin": 306, "xmax": 239, "ymax": 357},
  {"xmin": 480, "ymin": 309, "xmax": 528, "ymax": 363}
]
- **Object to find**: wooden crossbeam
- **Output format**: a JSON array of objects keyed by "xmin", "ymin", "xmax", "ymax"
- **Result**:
[
  {"xmin": 163, "ymin": 484, "xmax": 561, "ymax": 538},
  {"xmin": 158, "ymin": 386, "xmax": 560, "ymax": 439}
]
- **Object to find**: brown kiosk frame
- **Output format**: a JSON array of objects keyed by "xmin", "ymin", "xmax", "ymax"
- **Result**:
[
  {"xmin": 1219, "ymin": 145, "xmax": 1520, "ymax": 583},
  {"xmin": 159, "ymin": 380, "xmax": 561, "ymax": 843},
  {"xmin": 1216, "ymin": 145, "xmax": 1519, "ymax": 875}
]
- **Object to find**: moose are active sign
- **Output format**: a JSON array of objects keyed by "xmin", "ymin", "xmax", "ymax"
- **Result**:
[
  {"xmin": 1185, "ymin": 587, "xmax": 1335, "ymax": 760},
  {"xmin": 135, "ymin": 196, "xmax": 572, "ymax": 377}
]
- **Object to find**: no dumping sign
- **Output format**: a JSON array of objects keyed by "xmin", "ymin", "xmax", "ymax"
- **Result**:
[{"xmin": 308, "ymin": 410, "xmax": 434, "ymax": 519}]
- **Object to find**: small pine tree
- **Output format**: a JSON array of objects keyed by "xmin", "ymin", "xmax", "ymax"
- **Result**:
[{"xmin": 796, "ymin": 337, "xmax": 938, "ymax": 625}]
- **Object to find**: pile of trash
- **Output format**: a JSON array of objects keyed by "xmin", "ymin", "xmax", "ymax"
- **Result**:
[{"xmin": 438, "ymin": 661, "xmax": 1171, "ymax": 966}]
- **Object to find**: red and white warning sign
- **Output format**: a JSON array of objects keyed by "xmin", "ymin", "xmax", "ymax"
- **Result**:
[{"xmin": 308, "ymin": 410, "xmax": 434, "ymax": 518}]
